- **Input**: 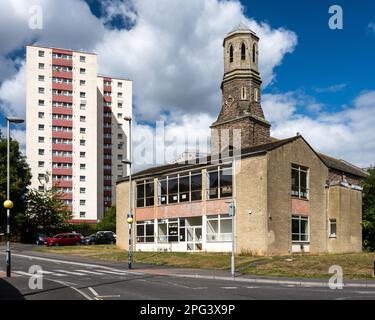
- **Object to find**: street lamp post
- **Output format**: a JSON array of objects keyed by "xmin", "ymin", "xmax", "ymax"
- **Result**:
[
  {"xmin": 122, "ymin": 116, "xmax": 133, "ymax": 269},
  {"xmin": 4, "ymin": 116, "xmax": 24, "ymax": 277}
]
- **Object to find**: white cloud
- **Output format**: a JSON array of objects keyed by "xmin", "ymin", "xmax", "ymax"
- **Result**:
[
  {"xmin": 263, "ymin": 91, "xmax": 375, "ymax": 167},
  {"xmin": 0, "ymin": 63, "xmax": 26, "ymax": 118},
  {"xmin": 313, "ymin": 83, "xmax": 347, "ymax": 93},
  {"xmin": 0, "ymin": 126, "xmax": 26, "ymax": 155},
  {"xmin": 94, "ymin": 0, "xmax": 298, "ymax": 120}
]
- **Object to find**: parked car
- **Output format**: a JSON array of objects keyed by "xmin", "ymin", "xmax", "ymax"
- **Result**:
[
  {"xmin": 46, "ymin": 233, "xmax": 82, "ymax": 246},
  {"xmin": 81, "ymin": 231, "xmax": 116, "ymax": 245},
  {"xmin": 35, "ymin": 233, "xmax": 48, "ymax": 245}
]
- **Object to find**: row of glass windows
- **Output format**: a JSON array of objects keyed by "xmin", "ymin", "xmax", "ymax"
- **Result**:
[
  {"xmin": 136, "ymin": 215, "xmax": 232, "ymax": 244},
  {"xmin": 136, "ymin": 166, "xmax": 233, "ymax": 208}
]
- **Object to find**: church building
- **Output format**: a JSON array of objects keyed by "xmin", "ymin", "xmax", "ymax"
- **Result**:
[{"xmin": 116, "ymin": 24, "xmax": 368, "ymax": 255}]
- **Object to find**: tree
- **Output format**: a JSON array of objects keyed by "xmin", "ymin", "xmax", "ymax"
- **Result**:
[
  {"xmin": 0, "ymin": 129, "xmax": 31, "ymax": 234},
  {"xmin": 363, "ymin": 168, "xmax": 375, "ymax": 251},
  {"xmin": 23, "ymin": 173, "xmax": 72, "ymax": 234},
  {"xmin": 97, "ymin": 206, "xmax": 116, "ymax": 232}
]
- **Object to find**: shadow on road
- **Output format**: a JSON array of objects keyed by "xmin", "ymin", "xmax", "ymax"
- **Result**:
[{"xmin": 0, "ymin": 278, "xmax": 25, "ymax": 300}]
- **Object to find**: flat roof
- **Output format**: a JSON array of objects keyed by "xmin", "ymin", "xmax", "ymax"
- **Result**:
[
  {"xmin": 97, "ymin": 75, "xmax": 132, "ymax": 81},
  {"xmin": 27, "ymin": 44, "xmax": 97, "ymax": 56}
]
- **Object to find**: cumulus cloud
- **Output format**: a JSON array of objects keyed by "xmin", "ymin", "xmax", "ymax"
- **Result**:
[
  {"xmin": 263, "ymin": 91, "xmax": 375, "ymax": 167},
  {"xmin": 94, "ymin": 0, "xmax": 298, "ymax": 119},
  {"xmin": 0, "ymin": 63, "xmax": 26, "ymax": 118}
]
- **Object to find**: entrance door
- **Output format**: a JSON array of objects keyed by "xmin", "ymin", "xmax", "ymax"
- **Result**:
[{"xmin": 186, "ymin": 226, "xmax": 202, "ymax": 251}]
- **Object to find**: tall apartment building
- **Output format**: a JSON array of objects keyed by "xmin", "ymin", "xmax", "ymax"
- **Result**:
[{"xmin": 26, "ymin": 45, "xmax": 132, "ymax": 222}]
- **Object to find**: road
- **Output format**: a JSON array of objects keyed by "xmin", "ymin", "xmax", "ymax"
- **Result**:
[{"xmin": 1, "ymin": 244, "xmax": 375, "ymax": 300}]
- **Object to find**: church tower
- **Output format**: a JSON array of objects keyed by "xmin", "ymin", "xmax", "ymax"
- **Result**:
[{"xmin": 211, "ymin": 23, "xmax": 271, "ymax": 154}]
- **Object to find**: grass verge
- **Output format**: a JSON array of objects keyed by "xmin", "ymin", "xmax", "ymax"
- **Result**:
[{"xmin": 36, "ymin": 245, "xmax": 375, "ymax": 280}]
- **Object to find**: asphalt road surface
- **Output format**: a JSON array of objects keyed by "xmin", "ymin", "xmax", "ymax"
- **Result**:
[{"xmin": 1, "ymin": 244, "xmax": 375, "ymax": 300}]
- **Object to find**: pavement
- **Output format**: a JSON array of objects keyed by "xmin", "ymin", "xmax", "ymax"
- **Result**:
[{"xmin": 1, "ymin": 243, "xmax": 375, "ymax": 300}]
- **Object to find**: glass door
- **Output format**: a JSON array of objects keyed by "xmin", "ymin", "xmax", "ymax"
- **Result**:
[{"xmin": 186, "ymin": 226, "xmax": 202, "ymax": 251}]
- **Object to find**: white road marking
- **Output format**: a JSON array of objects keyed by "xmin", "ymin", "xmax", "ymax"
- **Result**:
[
  {"xmin": 6, "ymin": 253, "xmax": 143, "ymax": 275},
  {"xmin": 221, "ymin": 287, "xmax": 238, "ymax": 289},
  {"xmin": 96, "ymin": 270, "xmax": 130, "ymax": 276},
  {"xmin": 14, "ymin": 271, "xmax": 89, "ymax": 300},
  {"xmin": 75, "ymin": 269, "xmax": 105, "ymax": 275},
  {"xmin": 14, "ymin": 271, "xmax": 33, "ymax": 277},
  {"xmin": 88, "ymin": 287, "xmax": 99, "ymax": 296},
  {"xmin": 54, "ymin": 270, "xmax": 86, "ymax": 276}
]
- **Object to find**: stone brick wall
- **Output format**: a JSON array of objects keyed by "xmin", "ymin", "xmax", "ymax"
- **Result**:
[
  {"xmin": 234, "ymin": 155, "xmax": 268, "ymax": 254},
  {"xmin": 266, "ymin": 137, "xmax": 329, "ymax": 255},
  {"xmin": 211, "ymin": 117, "xmax": 271, "ymax": 154},
  {"xmin": 327, "ymin": 186, "xmax": 362, "ymax": 253}
]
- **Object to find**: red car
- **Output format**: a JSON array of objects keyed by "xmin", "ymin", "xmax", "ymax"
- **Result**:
[{"xmin": 46, "ymin": 233, "xmax": 82, "ymax": 246}]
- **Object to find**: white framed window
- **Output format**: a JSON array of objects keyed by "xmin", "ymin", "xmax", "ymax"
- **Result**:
[
  {"xmin": 38, "ymin": 124, "xmax": 44, "ymax": 131},
  {"xmin": 206, "ymin": 214, "xmax": 233, "ymax": 242},
  {"xmin": 118, "ymin": 102, "xmax": 122, "ymax": 108},
  {"xmin": 80, "ymin": 80, "xmax": 86, "ymax": 86},
  {"xmin": 38, "ymin": 75, "xmax": 44, "ymax": 81},
  {"xmin": 291, "ymin": 164, "xmax": 309, "ymax": 199},
  {"xmin": 38, "ymin": 112, "xmax": 44, "ymax": 119},
  {"xmin": 117, "ymin": 92, "xmax": 123, "ymax": 98},
  {"xmin": 38, "ymin": 149, "xmax": 44, "ymax": 155},
  {"xmin": 80, "ymin": 176, "xmax": 86, "ymax": 182},
  {"xmin": 329, "ymin": 219, "xmax": 337, "ymax": 238},
  {"xmin": 38, "ymin": 161, "xmax": 44, "ymax": 167},
  {"xmin": 292, "ymin": 215, "xmax": 309, "ymax": 242},
  {"xmin": 80, "ymin": 152, "xmax": 86, "ymax": 158},
  {"xmin": 80, "ymin": 212, "xmax": 86, "ymax": 218},
  {"xmin": 80, "ymin": 200, "xmax": 86, "ymax": 206},
  {"xmin": 136, "ymin": 220, "xmax": 155, "ymax": 243},
  {"xmin": 38, "ymin": 50, "xmax": 44, "ymax": 57},
  {"xmin": 80, "ymin": 164, "xmax": 86, "ymax": 170},
  {"xmin": 80, "ymin": 140, "xmax": 85, "ymax": 146},
  {"xmin": 38, "ymin": 87, "xmax": 45, "ymax": 94},
  {"xmin": 80, "ymin": 128, "xmax": 86, "ymax": 134},
  {"xmin": 80, "ymin": 68, "xmax": 86, "ymax": 74},
  {"xmin": 80, "ymin": 103, "xmax": 86, "ymax": 110},
  {"xmin": 80, "ymin": 92, "xmax": 86, "ymax": 98},
  {"xmin": 80, "ymin": 188, "xmax": 86, "ymax": 194},
  {"xmin": 80, "ymin": 116, "xmax": 86, "ymax": 122},
  {"xmin": 38, "ymin": 136, "xmax": 44, "ymax": 143},
  {"xmin": 38, "ymin": 63, "xmax": 44, "ymax": 69},
  {"xmin": 80, "ymin": 56, "xmax": 86, "ymax": 62},
  {"xmin": 118, "ymin": 82, "xmax": 123, "ymax": 88}
]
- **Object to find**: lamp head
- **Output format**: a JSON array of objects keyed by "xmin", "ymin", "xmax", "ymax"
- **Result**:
[{"xmin": 6, "ymin": 116, "xmax": 24, "ymax": 124}]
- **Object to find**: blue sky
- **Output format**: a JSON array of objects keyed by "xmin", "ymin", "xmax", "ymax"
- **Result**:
[{"xmin": 0, "ymin": 0, "xmax": 374, "ymax": 167}]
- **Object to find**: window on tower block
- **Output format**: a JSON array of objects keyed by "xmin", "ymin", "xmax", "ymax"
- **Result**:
[{"xmin": 291, "ymin": 164, "xmax": 309, "ymax": 199}]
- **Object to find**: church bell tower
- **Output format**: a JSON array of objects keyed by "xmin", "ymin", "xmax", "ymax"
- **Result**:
[{"xmin": 211, "ymin": 23, "xmax": 271, "ymax": 154}]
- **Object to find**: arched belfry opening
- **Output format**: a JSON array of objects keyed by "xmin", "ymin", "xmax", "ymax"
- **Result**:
[
  {"xmin": 241, "ymin": 43, "xmax": 246, "ymax": 60},
  {"xmin": 229, "ymin": 45, "xmax": 234, "ymax": 63}
]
